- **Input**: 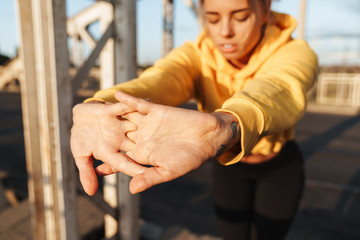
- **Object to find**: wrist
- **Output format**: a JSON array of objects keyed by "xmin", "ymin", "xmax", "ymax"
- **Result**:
[{"xmin": 211, "ymin": 111, "xmax": 240, "ymax": 157}]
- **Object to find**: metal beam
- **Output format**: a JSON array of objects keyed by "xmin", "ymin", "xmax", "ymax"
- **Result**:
[
  {"xmin": 297, "ymin": 0, "xmax": 307, "ymax": 40},
  {"xmin": 72, "ymin": 21, "xmax": 114, "ymax": 96},
  {"xmin": 163, "ymin": 0, "xmax": 174, "ymax": 56},
  {"xmin": 113, "ymin": 1, "xmax": 140, "ymax": 239},
  {"xmin": 16, "ymin": 0, "xmax": 78, "ymax": 239}
]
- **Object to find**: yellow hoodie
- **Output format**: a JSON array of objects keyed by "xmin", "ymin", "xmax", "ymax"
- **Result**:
[{"xmin": 85, "ymin": 12, "xmax": 318, "ymax": 165}]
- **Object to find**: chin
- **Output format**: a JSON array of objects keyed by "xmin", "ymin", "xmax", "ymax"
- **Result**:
[{"xmin": 222, "ymin": 53, "xmax": 244, "ymax": 62}]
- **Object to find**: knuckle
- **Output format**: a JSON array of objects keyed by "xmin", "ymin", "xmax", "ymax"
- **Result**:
[{"xmin": 117, "ymin": 157, "xmax": 129, "ymax": 172}]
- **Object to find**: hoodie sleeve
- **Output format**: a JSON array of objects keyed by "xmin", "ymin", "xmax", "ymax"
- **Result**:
[
  {"xmin": 218, "ymin": 40, "xmax": 318, "ymax": 165},
  {"xmin": 85, "ymin": 42, "xmax": 201, "ymax": 106}
]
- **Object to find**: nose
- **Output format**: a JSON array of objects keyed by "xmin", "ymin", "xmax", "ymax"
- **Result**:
[{"xmin": 220, "ymin": 18, "xmax": 234, "ymax": 38}]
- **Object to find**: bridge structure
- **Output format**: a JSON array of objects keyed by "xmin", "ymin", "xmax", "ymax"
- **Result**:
[
  {"xmin": 0, "ymin": 0, "xmax": 358, "ymax": 240},
  {"xmin": 0, "ymin": 0, "xmax": 199, "ymax": 239}
]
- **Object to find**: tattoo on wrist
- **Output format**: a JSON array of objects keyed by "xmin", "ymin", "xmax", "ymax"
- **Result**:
[
  {"xmin": 230, "ymin": 121, "xmax": 238, "ymax": 139},
  {"xmin": 215, "ymin": 120, "xmax": 240, "ymax": 158},
  {"xmin": 215, "ymin": 144, "xmax": 227, "ymax": 157}
]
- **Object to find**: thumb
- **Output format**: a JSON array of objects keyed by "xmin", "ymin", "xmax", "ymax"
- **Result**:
[
  {"xmin": 129, "ymin": 167, "xmax": 169, "ymax": 194},
  {"xmin": 75, "ymin": 158, "xmax": 99, "ymax": 196}
]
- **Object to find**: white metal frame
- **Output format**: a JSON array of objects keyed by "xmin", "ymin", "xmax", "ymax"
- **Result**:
[
  {"xmin": 316, "ymin": 73, "xmax": 360, "ymax": 107},
  {"xmin": 16, "ymin": 0, "xmax": 77, "ymax": 239},
  {"xmin": 15, "ymin": 0, "xmax": 139, "ymax": 239}
]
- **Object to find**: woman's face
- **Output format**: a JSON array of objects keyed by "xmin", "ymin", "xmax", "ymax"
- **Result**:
[{"xmin": 203, "ymin": 0, "xmax": 269, "ymax": 68}]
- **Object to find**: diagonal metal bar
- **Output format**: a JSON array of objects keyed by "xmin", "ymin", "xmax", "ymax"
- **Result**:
[
  {"xmin": 75, "ymin": 177, "xmax": 118, "ymax": 219},
  {"xmin": 76, "ymin": 175, "xmax": 119, "ymax": 220},
  {"xmin": 72, "ymin": 20, "xmax": 114, "ymax": 97},
  {"xmin": 84, "ymin": 191, "xmax": 118, "ymax": 219}
]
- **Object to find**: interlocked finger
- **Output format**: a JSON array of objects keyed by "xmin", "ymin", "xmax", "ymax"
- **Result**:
[
  {"xmin": 115, "ymin": 91, "xmax": 153, "ymax": 114},
  {"xmin": 106, "ymin": 100, "xmax": 136, "ymax": 116},
  {"xmin": 121, "ymin": 112, "xmax": 145, "ymax": 126},
  {"xmin": 110, "ymin": 118, "xmax": 138, "ymax": 133},
  {"xmin": 125, "ymin": 131, "xmax": 136, "ymax": 143},
  {"xmin": 103, "ymin": 151, "xmax": 147, "ymax": 177},
  {"xmin": 119, "ymin": 136, "xmax": 136, "ymax": 152},
  {"xmin": 95, "ymin": 163, "xmax": 119, "ymax": 176}
]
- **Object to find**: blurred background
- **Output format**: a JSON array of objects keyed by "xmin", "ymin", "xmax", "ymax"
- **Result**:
[
  {"xmin": 1, "ymin": 0, "xmax": 360, "ymax": 66},
  {"xmin": 0, "ymin": 0, "xmax": 359, "ymax": 239}
]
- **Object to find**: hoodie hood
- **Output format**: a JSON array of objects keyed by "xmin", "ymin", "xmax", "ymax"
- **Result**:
[{"xmin": 195, "ymin": 11, "xmax": 297, "ymax": 77}]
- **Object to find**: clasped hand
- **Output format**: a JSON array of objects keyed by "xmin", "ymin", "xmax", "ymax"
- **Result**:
[{"xmin": 71, "ymin": 91, "xmax": 235, "ymax": 195}]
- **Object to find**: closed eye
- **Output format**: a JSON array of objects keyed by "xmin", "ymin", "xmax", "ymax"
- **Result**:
[
  {"xmin": 232, "ymin": 11, "xmax": 250, "ymax": 22},
  {"xmin": 205, "ymin": 13, "xmax": 220, "ymax": 24}
]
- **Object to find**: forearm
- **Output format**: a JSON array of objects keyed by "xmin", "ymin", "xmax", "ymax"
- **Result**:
[{"xmin": 86, "ymin": 44, "xmax": 200, "ymax": 105}]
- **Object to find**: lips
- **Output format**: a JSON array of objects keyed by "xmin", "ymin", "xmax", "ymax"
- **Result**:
[{"xmin": 219, "ymin": 44, "xmax": 238, "ymax": 53}]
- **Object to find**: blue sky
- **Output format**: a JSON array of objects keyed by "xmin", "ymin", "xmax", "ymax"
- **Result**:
[{"xmin": 1, "ymin": 0, "xmax": 360, "ymax": 66}]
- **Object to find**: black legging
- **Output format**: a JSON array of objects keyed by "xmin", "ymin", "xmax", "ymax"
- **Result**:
[{"xmin": 212, "ymin": 140, "xmax": 304, "ymax": 240}]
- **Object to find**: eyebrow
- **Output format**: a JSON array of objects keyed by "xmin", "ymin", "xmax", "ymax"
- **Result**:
[{"xmin": 205, "ymin": 8, "xmax": 250, "ymax": 15}]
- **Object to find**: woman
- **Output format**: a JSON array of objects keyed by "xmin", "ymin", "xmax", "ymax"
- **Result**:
[{"xmin": 71, "ymin": 0, "xmax": 318, "ymax": 239}]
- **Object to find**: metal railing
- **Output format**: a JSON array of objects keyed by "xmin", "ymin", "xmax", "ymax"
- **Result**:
[{"xmin": 316, "ymin": 73, "xmax": 360, "ymax": 107}]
